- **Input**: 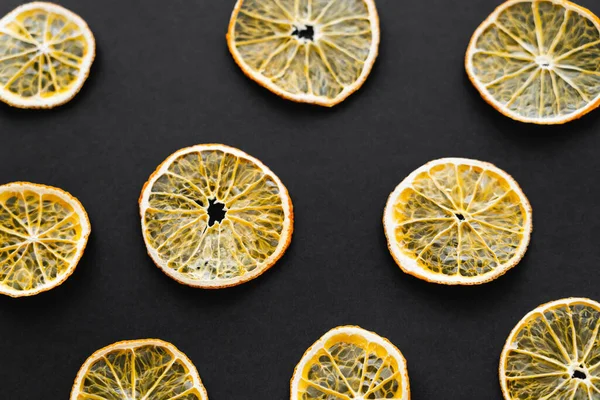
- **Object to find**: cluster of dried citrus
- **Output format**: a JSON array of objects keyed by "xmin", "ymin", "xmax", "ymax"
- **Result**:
[
  {"xmin": 225, "ymin": 0, "xmax": 600, "ymax": 122},
  {"xmin": 3, "ymin": 0, "xmax": 600, "ymax": 399},
  {"xmin": 70, "ymin": 326, "xmax": 411, "ymax": 400},
  {"xmin": 0, "ymin": 142, "xmax": 295, "ymax": 295},
  {"xmin": 59, "ymin": 298, "xmax": 600, "ymax": 399},
  {"xmin": 2, "ymin": 0, "xmax": 600, "ymax": 121}
]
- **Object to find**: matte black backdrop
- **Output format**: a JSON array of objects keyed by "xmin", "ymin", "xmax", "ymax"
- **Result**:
[{"xmin": 1, "ymin": 0, "xmax": 599, "ymax": 398}]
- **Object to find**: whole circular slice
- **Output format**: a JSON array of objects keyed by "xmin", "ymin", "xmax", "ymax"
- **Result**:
[
  {"xmin": 500, "ymin": 298, "xmax": 600, "ymax": 399},
  {"xmin": 290, "ymin": 326, "xmax": 410, "ymax": 400},
  {"xmin": 0, "ymin": 182, "xmax": 91, "ymax": 297},
  {"xmin": 0, "ymin": 2, "xmax": 95, "ymax": 109},
  {"xmin": 383, "ymin": 158, "xmax": 532, "ymax": 285},
  {"xmin": 227, "ymin": 0, "xmax": 380, "ymax": 106},
  {"xmin": 139, "ymin": 144, "xmax": 293, "ymax": 289},
  {"xmin": 71, "ymin": 339, "xmax": 209, "ymax": 400},
  {"xmin": 466, "ymin": 0, "xmax": 600, "ymax": 124}
]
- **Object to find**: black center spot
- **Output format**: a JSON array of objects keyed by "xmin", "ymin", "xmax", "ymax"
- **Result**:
[
  {"xmin": 455, "ymin": 213, "xmax": 465, "ymax": 221},
  {"xmin": 541, "ymin": 63, "xmax": 550, "ymax": 67},
  {"xmin": 207, "ymin": 198, "xmax": 226, "ymax": 226},
  {"xmin": 572, "ymin": 369, "xmax": 587, "ymax": 380},
  {"xmin": 292, "ymin": 25, "xmax": 314, "ymax": 41}
]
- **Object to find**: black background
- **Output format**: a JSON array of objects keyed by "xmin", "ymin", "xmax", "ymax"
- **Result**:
[{"xmin": 1, "ymin": 0, "xmax": 599, "ymax": 398}]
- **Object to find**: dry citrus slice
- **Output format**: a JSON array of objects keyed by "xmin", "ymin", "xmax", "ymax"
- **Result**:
[
  {"xmin": 0, "ymin": 182, "xmax": 91, "ymax": 297},
  {"xmin": 500, "ymin": 298, "xmax": 600, "ymax": 399},
  {"xmin": 383, "ymin": 158, "xmax": 532, "ymax": 285},
  {"xmin": 70, "ymin": 339, "xmax": 209, "ymax": 400},
  {"xmin": 0, "ymin": 2, "xmax": 95, "ymax": 109},
  {"xmin": 290, "ymin": 326, "xmax": 410, "ymax": 400},
  {"xmin": 466, "ymin": 0, "xmax": 600, "ymax": 124},
  {"xmin": 139, "ymin": 144, "xmax": 293, "ymax": 289},
  {"xmin": 227, "ymin": 0, "xmax": 380, "ymax": 106}
]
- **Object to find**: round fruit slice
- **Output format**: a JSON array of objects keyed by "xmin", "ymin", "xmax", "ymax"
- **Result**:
[
  {"xmin": 0, "ymin": 2, "xmax": 95, "ymax": 109},
  {"xmin": 139, "ymin": 144, "xmax": 293, "ymax": 289},
  {"xmin": 500, "ymin": 298, "xmax": 600, "ymax": 399},
  {"xmin": 0, "ymin": 182, "xmax": 91, "ymax": 297},
  {"xmin": 383, "ymin": 158, "xmax": 532, "ymax": 285},
  {"xmin": 290, "ymin": 326, "xmax": 410, "ymax": 400},
  {"xmin": 70, "ymin": 339, "xmax": 209, "ymax": 400},
  {"xmin": 466, "ymin": 0, "xmax": 600, "ymax": 124},
  {"xmin": 227, "ymin": 0, "xmax": 380, "ymax": 106}
]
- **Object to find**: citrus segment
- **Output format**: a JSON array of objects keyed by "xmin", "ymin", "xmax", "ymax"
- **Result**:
[
  {"xmin": 290, "ymin": 326, "xmax": 410, "ymax": 400},
  {"xmin": 383, "ymin": 158, "xmax": 532, "ymax": 285},
  {"xmin": 500, "ymin": 298, "xmax": 600, "ymax": 399},
  {"xmin": 466, "ymin": 0, "xmax": 600, "ymax": 124},
  {"xmin": 139, "ymin": 144, "xmax": 293, "ymax": 288},
  {"xmin": 0, "ymin": 2, "xmax": 95, "ymax": 108},
  {"xmin": 70, "ymin": 339, "xmax": 208, "ymax": 400},
  {"xmin": 227, "ymin": 0, "xmax": 380, "ymax": 106},
  {"xmin": 0, "ymin": 182, "xmax": 90, "ymax": 297}
]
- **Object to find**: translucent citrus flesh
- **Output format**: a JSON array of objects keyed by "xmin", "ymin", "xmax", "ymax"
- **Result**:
[
  {"xmin": 74, "ymin": 343, "xmax": 205, "ymax": 399},
  {"xmin": 296, "ymin": 331, "xmax": 406, "ymax": 399},
  {"xmin": 0, "ymin": 6, "xmax": 91, "ymax": 102},
  {"xmin": 0, "ymin": 188, "xmax": 86, "ymax": 294},
  {"xmin": 389, "ymin": 161, "xmax": 528, "ymax": 280},
  {"xmin": 468, "ymin": 0, "xmax": 600, "ymax": 122},
  {"xmin": 501, "ymin": 299, "xmax": 600, "ymax": 399},
  {"xmin": 143, "ymin": 148, "xmax": 288, "ymax": 285},
  {"xmin": 230, "ymin": 0, "xmax": 375, "ymax": 102}
]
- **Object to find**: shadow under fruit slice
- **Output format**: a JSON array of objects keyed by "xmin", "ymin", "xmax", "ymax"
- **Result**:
[
  {"xmin": 227, "ymin": 0, "xmax": 380, "ymax": 106},
  {"xmin": 500, "ymin": 298, "xmax": 600, "ymax": 399},
  {"xmin": 290, "ymin": 325, "xmax": 410, "ymax": 400},
  {"xmin": 0, "ymin": 182, "xmax": 91, "ymax": 297},
  {"xmin": 139, "ymin": 144, "xmax": 294, "ymax": 289},
  {"xmin": 466, "ymin": 0, "xmax": 600, "ymax": 124},
  {"xmin": 70, "ymin": 339, "xmax": 209, "ymax": 400},
  {"xmin": 0, "ymin": 2, "xmax": 96, "ymax": 109},
  {"xmin": 383, "ymin": 158, "xmax": 532, "ymax": 285}
]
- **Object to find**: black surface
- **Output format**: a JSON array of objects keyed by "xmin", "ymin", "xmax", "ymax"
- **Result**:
[{"xmin": 1, "ymin": 0, "xmax": 600, "ymax": 399}]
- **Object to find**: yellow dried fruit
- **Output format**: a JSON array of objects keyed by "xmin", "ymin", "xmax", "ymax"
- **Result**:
[
  {"xmin": 383, "ymin": 158, "xmax": 532, "ymax": 285},
  {"xmin": 0, "ymin": 2, "xmax": 95, "ymax": 108},
  {"xmin": 0, "ymin": 182, "xmax": 90, "ymax": 297},
  {"xmin": 71, "ymin": 339, "xmax": 209, "ymax": 399},
  {"xmin": 139, "ymin": 144, "xmax": 293, "ymax": 288},
  {"xmin": 227, "ymin": 0, "xmax": 380, "ymax": 106},
  {"xmin": 500, "ymin": 298, "xmax": 600, "ymax": 399},
  {"xmin": 290, "ymin": 326, "xmax": 410, "ymax": 399},
  {"xmin": 466, "ymin": 0, "xmax": 600, "ymax": 124}
]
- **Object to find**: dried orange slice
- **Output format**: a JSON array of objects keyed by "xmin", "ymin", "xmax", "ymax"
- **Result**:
[
  {"xmin": 290, "ymin": 326, "xmax": 410, "ymax": 400},
  {"xmin": 70, "ymin": 339, "xmax": 209, "ymax": 400},
  {"xmin": 383, "ymin": 158, "xmax": 532, "ymax": 285},
  {"xmin": 0, "ymin": 182, "xmax": 90, "ymax": 297},
  {"xmin": 0, "ymin": 2, "xmax": 95, "ymax": 108},
  {"xmin": 466, "ymin": 0, "xmax": 600, "ymax": 124},
  {"xmin": 227, "ymin": 0, "xmax": 380, "ymax": 106},
  {"xmin": 500, "ymin": 298, "xmax": 600, "ymax": 399},
  {"xmin": 139, "ymin": 144, "xmax": 293, "ymax": 289}
]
